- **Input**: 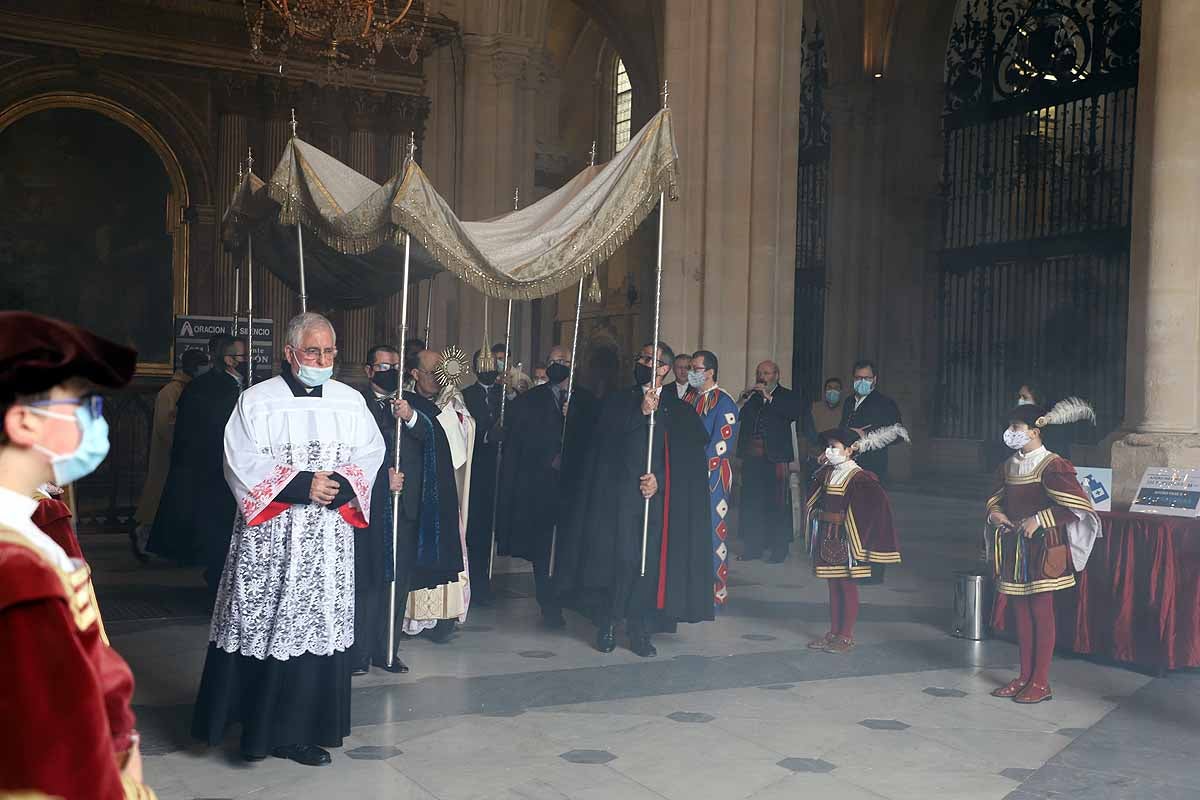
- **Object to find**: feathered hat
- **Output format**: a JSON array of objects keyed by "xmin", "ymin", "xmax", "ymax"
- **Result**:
[
  {"xmin": 852, "ymin": 423, "xmax": 912, "ymax": 453},
  {"xmin": 1008, "ymin": 397, "xmax": 1096, "ymax": 429},
  {"xmin": 818, "ymin": 428, "xmax": 860, "ymax": 448}
]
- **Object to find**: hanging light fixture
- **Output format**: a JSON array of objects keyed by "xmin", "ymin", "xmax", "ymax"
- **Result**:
[{"xmin": 244, "ymin": 0, "xmax": 429, "ymax": 77}]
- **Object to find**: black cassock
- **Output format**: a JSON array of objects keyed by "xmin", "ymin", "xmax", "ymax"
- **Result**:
[
  {"xmin": 554, "ymin": 385, "xmax": 713, "ymax": 627},
  {"xmin": 147, "ymin": 368, "xmax": 240, "ymax": 594},
  {"xmin": 462, "ymin": 381, "xmax": 502, "ymax": 601},
  {"xmin": 839, "ymin": 389, "xmax": 902, "ymax": 481},
  {"xmin": 494, "ymin": 382, "xmax": 598, "ymax": 611},
  {"xmin": 403, "ymin": 391, "xmax": 464, "ymax": 592},
  {"xmin": 350, "ymin": 389, "xmax": 436, "ymax": 668}
]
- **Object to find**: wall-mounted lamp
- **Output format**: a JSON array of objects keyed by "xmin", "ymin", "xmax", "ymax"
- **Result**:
[{"xmin": 863, "ymin": 0, "xmax": 898, "ymax": 79}]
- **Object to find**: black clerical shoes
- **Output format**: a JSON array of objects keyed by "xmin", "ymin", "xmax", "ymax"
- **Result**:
[
  {"xmin": 374, "ymin": 656, "xmax": 410, "ymax": 674},
  {"xmin": 629, "ymin": 635, "xmax": 657, "ymax": 658},
  {"xmin": 351, "ymin": 662, "xmax": 370, "ymax": 677},
  {"xmin": 595, "ymin": 624, "xmax": 616, "ymax": 653},
  {"xmin": 271, "ymin": 744, "xmax": 332, "ymax": 767}
]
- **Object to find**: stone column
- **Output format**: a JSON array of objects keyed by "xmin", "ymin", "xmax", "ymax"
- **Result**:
[
  {"xmin": 1110, "ymin": 0, "xmax": 1200, "ymax": 502},
  {"xmin": 661, "ymin": 0, "xmax": 803, "ymax": 391},
  {"xmin": 213, "ymin": 75, "xmax": 257, "ymax": 318}
]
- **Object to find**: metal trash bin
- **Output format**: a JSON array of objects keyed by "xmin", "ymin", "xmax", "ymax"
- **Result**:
[{"xmin": 952, "ymin": 571, "xmax": 991, "ymax": 640}]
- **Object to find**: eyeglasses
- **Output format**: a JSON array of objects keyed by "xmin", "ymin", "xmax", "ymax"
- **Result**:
[
  {"xmin": 295, "ymin": 346, "xmax": 338, "ymax": 361},
  {"xmin": 26, "ymin": 395, "xmax": 104, "ymax": 420},
  {"xmin": 368, "ymin": 363, "xmax": 398, "ymax": 371},
  {"xmin": 548, "ymin": 358, "xmax": 571, "ymax": 367},
  {"xmin": 636, "ymin": 354, "xmax": 668, "ymax": 368}
]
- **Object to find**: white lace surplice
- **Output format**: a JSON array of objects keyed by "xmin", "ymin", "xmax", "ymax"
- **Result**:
[{"xmin": 211, "ymin": 376, "xmax": 385, "ymax": 661}]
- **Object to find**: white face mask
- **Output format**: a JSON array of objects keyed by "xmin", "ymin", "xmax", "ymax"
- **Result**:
[
  {"xmin": 824, "ymin": 446, "xmax": 848, "ymax": 466},
  {"xmin": 1017, "ymin": 397, "xmax": 1034, "ymax": 406},
  {"xmin": 1003, "ymin": 429, "xmax": 1031, "ymax": 450}
]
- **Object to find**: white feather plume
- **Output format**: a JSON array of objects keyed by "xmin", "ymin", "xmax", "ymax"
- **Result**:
[
  {"xmin": 1036, "ymin": 397, "xmax": 1096, "ymax": 427},
  {"xmin": 853, "ymin": 423, "xmax": 911, "ymax": 453}
]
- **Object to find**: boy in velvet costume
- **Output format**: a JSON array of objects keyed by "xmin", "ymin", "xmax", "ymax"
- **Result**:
[
  {"xmin": 804, "ymin": 427, "xmax": 903, "ymax": 654},
  {"xmin": 986, "ymin": 400, "xmax": 1099, "ymax": 704},
  {"xmin": 0, "ymin": 311, "xmax": 154, "ymax": 799}
]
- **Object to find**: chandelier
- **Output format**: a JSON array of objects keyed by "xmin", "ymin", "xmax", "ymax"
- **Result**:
[{"xmin": 244, "ymin": 1, "xmax": 429, "ymax": 75}]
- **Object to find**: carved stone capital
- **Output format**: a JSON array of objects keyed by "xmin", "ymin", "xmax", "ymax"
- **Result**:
[
  {"xmin": 214, "ymin": 71, "xmax": 258, "ymax": 116},
  {"xmin": 386, "ymin": 92, "xmax": 431, "ymax": 125}
]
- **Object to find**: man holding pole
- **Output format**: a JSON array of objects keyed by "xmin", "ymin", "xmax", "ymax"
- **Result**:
[{"xmin": 554, "ymin": 341, "xmax": 712, "ymax": 657}]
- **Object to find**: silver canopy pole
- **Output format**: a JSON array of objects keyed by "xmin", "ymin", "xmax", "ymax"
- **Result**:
[
  {"xmin": 233, "ymin": 161, "xmax": 243, "ymax": 338},
  {"xmin": 488, "ymin": 187, "xmax": 519, "ymax": 580},
  {"xmin": 244, "ymin": 147, "xmax": 256, "ymax": 388},
  {"xmin": 548, "ymin": 141, "xmax": 596, "ymax": 579},
  {"xmin": 291, "ymin": 109, "xmax": 308, "ymax": 313},
  {"xmin": 386, "ymin": 133, "xmax": 417, "ymax": 672},
  {"xmin": 640, "ymin": 83, "xmax": 669, "ymax": 577},
  {"xmin": 423, "ymin": 278, "xmax": 434, "ymax": 347}
]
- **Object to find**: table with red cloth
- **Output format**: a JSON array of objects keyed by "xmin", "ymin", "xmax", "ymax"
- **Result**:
[{"xmin": 992, "ymin": 509, "xmax": 1200, "ymax": 672}]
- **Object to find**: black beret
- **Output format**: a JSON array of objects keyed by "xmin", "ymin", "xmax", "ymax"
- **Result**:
[
  {"xmin": 819, "ymin": 427, "xmax": 860, "ymax": 448},
  {"xmin": 1007, "ymin": 404, "xmax": 1046, "ymax": 428},
  {"xmin": 0, "ymin": 312, "xmax": 136, "ymax": 403}
]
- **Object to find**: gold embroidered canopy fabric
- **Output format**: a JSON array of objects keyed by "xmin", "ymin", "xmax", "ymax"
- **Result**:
[{"xmin": 223, "ymin": 109, "xmax": 678, "ymax": 306}]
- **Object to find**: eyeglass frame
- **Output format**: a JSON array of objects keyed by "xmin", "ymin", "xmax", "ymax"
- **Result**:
[
  {"xmin": 288, "ymin": 345, "xmax": 339, "ymax": 364},
  {"xmin": 25, "ymin": 395, "xmax": 105, "ymax": 420},
  {"xmin": 635, "ymin": 353, "xmax": 669, "ymax": 369}
]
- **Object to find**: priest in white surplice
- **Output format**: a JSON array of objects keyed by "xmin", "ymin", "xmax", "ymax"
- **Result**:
[{"xmin": 192, "ymin": 312, "xmax": 385, "ymax": 768}]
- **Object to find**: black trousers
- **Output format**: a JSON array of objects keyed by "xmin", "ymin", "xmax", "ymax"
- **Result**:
[
  {"xmin": 740, "ymin": 455, "xmax": 792, "ymax": 557},
  {"xmin": 351, "ymin": 517, "xmax": 416, "ymax": 666}
]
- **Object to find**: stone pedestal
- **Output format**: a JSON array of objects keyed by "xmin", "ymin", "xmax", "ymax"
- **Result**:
[{"xmin": 1110, "ymin": 0, "xmax": 1200, "ymax": 503}]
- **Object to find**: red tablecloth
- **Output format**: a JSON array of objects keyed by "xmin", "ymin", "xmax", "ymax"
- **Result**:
[{"xmin": 993, "ymin": 510, "xmax": 1200, "ymax": 671}]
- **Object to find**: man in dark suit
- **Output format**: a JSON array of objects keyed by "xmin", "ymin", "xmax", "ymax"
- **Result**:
[
  {"xmin": 350, "ymin": 345, "xmax": 428, "ymax": 675},
  {"xmin": 461, "ymin": 348, "xmax": 505, "ymax": 605},
  {"xmin": 840, "ymin": 358, "xmax": 902, "ymax": 482},
  {"xmin": 148, "ymin": 335, "xmax": 245, "ymax": 599},
  {"xmin": 736, "ymin": 360, "xmax": 811, "ymax": 562},
  {"xmin": 495, "ymin": 344, "xmax": 597, "ymax": 627}
]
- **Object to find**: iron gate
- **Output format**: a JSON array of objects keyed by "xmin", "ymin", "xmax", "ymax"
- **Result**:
[
  {"xmin": 937, "ymin": 0, "xmax": 1141, "ymax": 443},
  {"xmin": 793, "ymin": 21, "xmax": 830, "ymax": 399}
]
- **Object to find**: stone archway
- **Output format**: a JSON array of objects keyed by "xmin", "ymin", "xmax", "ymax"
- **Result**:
[{"xmin": 0, "ymin": 92, "xmax": 191, "ymax": 374}]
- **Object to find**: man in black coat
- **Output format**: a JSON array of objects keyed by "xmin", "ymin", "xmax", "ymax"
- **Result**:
[
  {"xmin": 461, "ymin": 347, "xmax": 506, "ymax": 605},
  {"xmin": 840, "ymin": 358, "xmax": 902, "ymax": 482},
  {"xmin": 736, "ymin": 360, "xmax": 812, "ymax": 562},
  {"xmin": 148, "ymin": 335, "xmax": 246, "ymax": 600},
  {"xmin": 554, "ymin": 341, "xmax": 713, "ymax": 658},
  {"xmin": 350, "ymin": 345, "xmax": 430, "ymax": 675},
  {"xmin": 495, "ymin": 344, "xmax": 597, "ymax": 627}
]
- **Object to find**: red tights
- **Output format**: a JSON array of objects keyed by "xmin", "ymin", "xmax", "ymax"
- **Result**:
[
  {"xmin": 827, "ymin": 579, "xmax": 860, "ymax": 639},
  {"xmin": 1011, "ymin": 593, "xmax": 1056, "ymax": 685}
]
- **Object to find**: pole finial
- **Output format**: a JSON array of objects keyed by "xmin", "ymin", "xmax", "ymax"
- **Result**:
[
  {"xmin": 407, "ymin": 130, "xmax": 416, "ymax": 162},
  {"xmin": 246, "ymin": 146, "xmax": 254, "ymax": 173},
  {"xmin": 513, "ymin": 187, "xmax": 520, "ymax": 211},
  {"xmin": 237, "ymin": 161, "xmax": 244, "ymax": 182},
  {"xmin": 661, "ymin": 80, "xmax": 669, "ymax": 109},
  {"xmin": 290, "ymin": 107, "xmax": 298, "ymax": 138},
  {"xmin": 589, "ymin": 140, "xmax": 597, "ymax": 167}
]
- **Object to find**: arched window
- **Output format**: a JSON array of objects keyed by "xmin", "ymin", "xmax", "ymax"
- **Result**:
[{"xmin": 613, "ymin": 57, "xmax": 632, "ymax": 152}]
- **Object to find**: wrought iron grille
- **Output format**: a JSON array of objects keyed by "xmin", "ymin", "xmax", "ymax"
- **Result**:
[
  {"xmin": 793, "ymin": 21, "xmax": 830, "ymax": 398},
  {"xmin": 937, "ymin": 0, "xmax": 1140, "ymax": 444},
  {"xmin": 74, "ymin": 383, "xmax": 157, "ymax": 532}
]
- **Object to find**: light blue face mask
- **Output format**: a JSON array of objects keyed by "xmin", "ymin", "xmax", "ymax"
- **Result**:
[
  {"xmin": 853, "ymin": 378, "xmax": 874, "ymax": 397},
  {"xmin": 687, "ymin": 369, "xmax": 707, "ymax": 388},
  {"xmin": 297, "ymin": 363, "xmax": 334, "ymax": 387},
  {"xmin": 29, "ymin": 406, "xmax": 111, "ymax": 486},
  {"xmin": 825, "ymin": 389, "xmax": 841, "ymax": 406}
]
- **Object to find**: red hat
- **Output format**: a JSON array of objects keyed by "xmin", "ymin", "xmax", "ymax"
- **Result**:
[{"xmin": 0, "ymin": 312, "xmax": 137, "ymax": 403}]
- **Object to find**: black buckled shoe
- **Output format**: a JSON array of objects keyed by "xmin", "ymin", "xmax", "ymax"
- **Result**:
[
  {"xmin": 595, "ymin": 624, "xmax": 616, "ymax": 653},
  {"xmin": 351, "ymin": 661, "xmax": 370, "ymax": 677},
  {"xmin": 374, "ymin": 656, "xmax": 410, "ymax": 674},
  {"xmin": 271, "ymin": 744, "xmax": 332, "ymax": 767}
]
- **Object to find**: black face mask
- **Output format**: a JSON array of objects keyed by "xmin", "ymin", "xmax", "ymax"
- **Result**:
[
  {"xmin": 233, "ymin": 359, "xmax": 250, "ymax": 381},
  {"xmin": 372, "ymin": 368, "xmax": 399, "ymax": 393},
  {"xmin": 546, "ymin": 363, "xmax": 570, "ymax": 384},
  {"xmin": 478, "ymin": 370, "xmax": 499, "ymax": 385},
  {"xmin": 634, "ymin": 363, "xmax": 654, "ymax": 386}
]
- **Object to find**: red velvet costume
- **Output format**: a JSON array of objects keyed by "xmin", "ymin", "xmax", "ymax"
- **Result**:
[
  {"xmin": 986, "ymin": 447, "xmax": 1098, "ymax": 696},
  {"xmin": 0, "ymin": 529, "xmax": 154, "ymax": 799},
  {"xmin": 31, "ymin": 491, "xmax": 83, "ymax": 559},
  {"xmin": 804, "ymin": 461, "xmax": 900, "ymax": 641}
]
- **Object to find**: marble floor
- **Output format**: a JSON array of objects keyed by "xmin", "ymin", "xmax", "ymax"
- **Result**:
[{"xmin": 88, "ymin": 491, "xmax": 1197, "ymax": 800}]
